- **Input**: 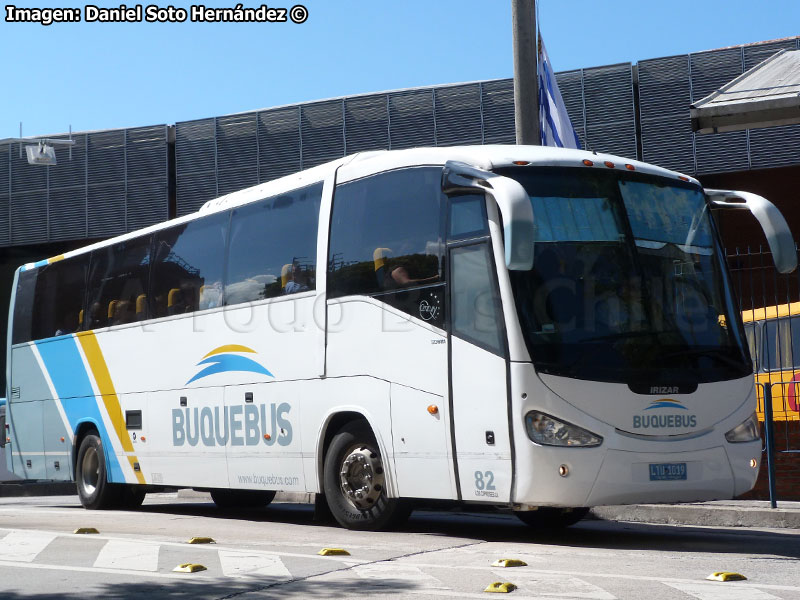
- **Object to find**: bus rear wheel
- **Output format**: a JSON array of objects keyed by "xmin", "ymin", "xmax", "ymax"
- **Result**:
[
  {"xmin": 76, "ymin": 433, "xmax": 120, "ymax": 510},
  {"xmin": 210, "ymin": 489, "xmax": 276, "ymax": 509},
  {"xmin": 323, "ymin": 421, "xmax": 409, "ymax": 531},
  {"xmin": 515, "ymin": 507, "xmax": 590, "ymax": 529}
]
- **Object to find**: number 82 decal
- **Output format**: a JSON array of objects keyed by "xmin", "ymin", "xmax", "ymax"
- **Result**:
[{"xmin": 474, "ymin": 470, "xmax": 496, "ymax": 491}]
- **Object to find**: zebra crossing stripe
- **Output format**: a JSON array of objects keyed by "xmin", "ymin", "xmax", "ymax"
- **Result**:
[
  {"xmin": 665, "ymin": 582, "xmax": 781, "ymax": 600},
  {"xmin": 93, "ymin": 539, "xmax": 160, "ymax": 571},
  {"xmin": 0, "ymin": 531, "xmax": 58, "ymax": 562},
  {"xmin": 354, "ymin": 562, "xmax": 449, "ymax": 589},
  {"xmin": 218, "ymin": 550, "xmax": 292, "ymax": 578}
]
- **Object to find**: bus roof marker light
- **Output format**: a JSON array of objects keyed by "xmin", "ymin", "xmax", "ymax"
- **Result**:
[
  {"xmin": 604, "ymin": 161, "xmax": 615, "ymax": 168},
  {"xmin": 582, "ymin": 159, "xmax": 593, "ymax": 166},
  {"xmin": 625, "ymin": 164, "xmax": 635, "ymax": 171},
  {"xmin": 427, "ymin": 405, "xmax": 439, "ymax": 415},
  {"xmin": 678, "ymin": 175, "xmax": 690, "ymax": 181},
  {"xmin": 512, "ymin": 160, "xmax": 529, "ymax": 165}
]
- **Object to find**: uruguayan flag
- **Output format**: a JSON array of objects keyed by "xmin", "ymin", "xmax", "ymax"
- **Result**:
[{"xmin": 538, "ymin": 34, "xmax": 582, "ymax": 149}]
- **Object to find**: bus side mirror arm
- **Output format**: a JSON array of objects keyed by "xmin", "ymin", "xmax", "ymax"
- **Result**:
[
  {"xmin": 442, "ymin": 161, "xmax": 534, "ymax": 270},
  {"xmin": 706, "ymin": 189, "xmax": 798, "ymax": 274}
]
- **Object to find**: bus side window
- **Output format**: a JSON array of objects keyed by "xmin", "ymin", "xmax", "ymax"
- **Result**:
[
  {"xmin": 86, "ymin": 236, "xmax": 152, "ymax": 328},
  {"xmin": 11, "ymin": 269, "xmax": 38, "ymax": 344},
  {"xmin": 328, "ymin": 167, "xmax": 444, "ymax": 299},
  {"xmin": 743, "ymin": 322, "xmax": 758, "ymax": 372},
  {"xmin": 764, "ymin": 317, "xmax": 794, "ymax": 371},
  {"xmin": 450, "ymin": 244, "xmax": 505, "ymax": 356},
  {"xmin": 151, "ymin": 213, "xmax": 227, "ymax": 318},
  {"xmin": 31, "ymin": 255, "xmax": 89, "ymax": 339},
  {"xmin": 225, "ymin": 182, "xmax": 322, "ymax": 306},
  {"xmin": 791, "ymin": 316, "xmax": 800, "ymax": 369}
]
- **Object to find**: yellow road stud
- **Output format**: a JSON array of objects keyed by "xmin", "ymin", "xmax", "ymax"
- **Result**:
[
  {"xmin": 492, "ymin": 558, "xmax": 527, "ymax": 568},
  {"xmin": 318, "ymin": 548, "xmax": 350, "ymax": 556},
  {"xmin": 187, "ymin": 537, "xmax": 215, "ymax": 544},
  {"xmin": 707, "ymin": 572, "xmax": 747, "ymax": 582},
  {"xmin": 73, "ymin": 527, "xmax": 99, "ymax": 534},
  {"xmin": 484, "ymin": 582, "xmax": 517, "ymax": 593},
  {"xmin": 173, "ymin": 563, "xmax": 207, "ymax": 573}
]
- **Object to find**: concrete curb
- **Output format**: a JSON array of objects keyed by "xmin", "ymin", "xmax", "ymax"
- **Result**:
[{"xmin": 592, "ymin": 503, "xmax": 800, "ymax": 529}]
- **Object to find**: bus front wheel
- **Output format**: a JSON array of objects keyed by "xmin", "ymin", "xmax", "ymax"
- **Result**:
[
  {"xmin": 323, "ymin": 421, "xmax": 409, "ymax": 531},
  {"xmin": 76, "ymin": 433, "xmax": 120, "ymax": 510},
  {"xmin": 515, "ymin": 507, "xmax": 590, "ymax": 529}
]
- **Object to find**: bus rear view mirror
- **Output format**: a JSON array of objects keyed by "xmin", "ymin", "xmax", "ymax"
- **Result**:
[
  {"xmin": 706, "ymin": 189, "xmax": 798, "ymax": 274},
  {"xmin": 442, "ymin": 161, "xmax": 534, "ymax": 270}
]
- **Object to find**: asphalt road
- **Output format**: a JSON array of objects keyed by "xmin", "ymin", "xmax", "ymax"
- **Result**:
[{"xmin": 1, "ymin": 493, "xmax": 799, "ymax": 599}]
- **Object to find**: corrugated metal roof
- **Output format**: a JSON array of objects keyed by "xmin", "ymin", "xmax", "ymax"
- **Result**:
[{"xmin": 691, "ymin": 49, "xmax": 800, "ymax": 133}]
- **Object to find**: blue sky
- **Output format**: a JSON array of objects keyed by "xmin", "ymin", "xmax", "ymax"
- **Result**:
[{"xmin": 2, "ymin": 0, "xmax": 799, "ymax": 137}]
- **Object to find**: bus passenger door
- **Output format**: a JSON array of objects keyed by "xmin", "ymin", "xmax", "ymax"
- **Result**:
[{"xmin": 448, "ymin": 237, "xmax": 513, "ymax": 503}]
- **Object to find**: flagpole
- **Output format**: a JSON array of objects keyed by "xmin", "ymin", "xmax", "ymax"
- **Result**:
[{"xmin": 512, "ymin": 0, "xmax": 539, "ymax": 145}]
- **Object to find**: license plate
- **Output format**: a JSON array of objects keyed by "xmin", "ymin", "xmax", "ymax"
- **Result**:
[{"xmin": 649, "ymin": 462, "xmax": 687, "ymax": 481}]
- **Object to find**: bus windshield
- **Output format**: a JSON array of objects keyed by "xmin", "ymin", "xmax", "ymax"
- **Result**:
[{"xmin": 499, "ymin": 167, "xmax": 751, "ymax": 385}]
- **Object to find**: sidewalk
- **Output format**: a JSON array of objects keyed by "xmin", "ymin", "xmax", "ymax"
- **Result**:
[{"xmin": 591, "ymin": 500, "xmax": 800, "ymax": 529}]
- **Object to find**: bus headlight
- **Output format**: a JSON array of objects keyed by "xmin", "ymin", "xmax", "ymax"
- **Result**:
[
  {"xmin": 725, "ymin": 412, "xmax": 760, "ymax": 443},
  {"xmin": 525, "ymin": 411, "xmax": 603, "ymax": 447}
]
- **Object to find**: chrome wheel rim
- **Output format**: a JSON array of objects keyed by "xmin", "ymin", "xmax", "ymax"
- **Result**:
[
  {"xmin": 80, "ymin": 446, "xmax": 100, "ymax": 496},
  {"xmin": 339, "ymin": 445, "xmax": 385, "ymax": 510}
]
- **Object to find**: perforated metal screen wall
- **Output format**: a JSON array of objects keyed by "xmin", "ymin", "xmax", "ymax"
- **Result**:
[
  {"xmin": 4, "ymin": 38, "xmax": 799, "ymax": 246},
  {"xmin": 0, "ymin": 126, "xmax": 169, "ymax": 247}
]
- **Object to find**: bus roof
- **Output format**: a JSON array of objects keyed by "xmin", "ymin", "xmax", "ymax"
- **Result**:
[
  {"xmin": 742, "ymin": 302, "xmax": 800, "ymax": 322},
  {"xmin": 18, "ymin": 145, "xmax": 698, "ymax": 273}
]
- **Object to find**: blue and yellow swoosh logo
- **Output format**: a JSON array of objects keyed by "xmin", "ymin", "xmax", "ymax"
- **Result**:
[
  {"xmin": 644, "ymin": 399, "xmax": 687, "ymax": 411},
  {"xmin": 187, "ymin": 345, "xmax": 274, "ymax": 385}
]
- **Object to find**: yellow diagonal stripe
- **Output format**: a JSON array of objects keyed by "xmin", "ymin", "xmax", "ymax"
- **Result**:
[
  {"xmin": 77, "ymin": 332, "xmax": 146, "ymax": 485},
  {"xmin": 47, "ymin": 254, "xmax": 65, "ymax": 264},
  {"xmin": 202, "ymin": 344, "xmax": 256, "ymax": 359}
]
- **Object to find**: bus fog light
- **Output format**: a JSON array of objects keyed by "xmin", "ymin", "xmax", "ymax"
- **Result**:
[
  {"xmin": 524, "ymin": 411, "xmax": 602, "ymax": 447},
  {"xmin": 558, "ymin": 464, "xmax": 569, "ymax": 477},
  {"xmin": 725, "ymin": 412, "xmax": 760, "ymax": 443},
  {"xmin": 749, "ymin": 458, "xmax": 758, "ymax": 468}
]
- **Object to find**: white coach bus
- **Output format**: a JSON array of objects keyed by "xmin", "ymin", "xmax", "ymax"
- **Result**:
[{"xmin": 4, "ymin": 146, "xmax": 796, "ymax": 530}]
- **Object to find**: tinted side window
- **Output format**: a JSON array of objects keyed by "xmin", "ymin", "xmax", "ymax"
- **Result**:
[
  {"xmin": 449, "ymin": 195, "xmax": 488, "ymax": 240},
  {"xmin": 31, "ymin": 256, "xmax": 89, "ymax": 339},
  {"xmin": 226, "ymin": 183, "xmax": 322, "ymax": 305},
  {"xmin": 151, "ymin": 213, "xmax": 227, "ymax": 318},
  {"xmin": 86, "ymin": 237, "xmax": 152, "ymax": 328},
  {"xmin": 11, "ymin": 269, "xmax": 38, "ymax": 344},
  {"xmin": 328, "ymin": 168, "xmax": 444, "ymax": 298},
  {"xmin": 451, "ymin": 244, "xmax": 505, "ymax": 356}
]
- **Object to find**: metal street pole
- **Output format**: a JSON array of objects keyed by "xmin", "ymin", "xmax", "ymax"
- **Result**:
[{"xmin": 512, "ymin": 0, "xmax": 539, "ymax": 145}]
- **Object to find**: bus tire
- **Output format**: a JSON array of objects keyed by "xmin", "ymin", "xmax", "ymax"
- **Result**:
[
  {"xmin": 210, "ymin": 489, "xmax": 276, "ymax": 509},
  {"xmin": 515, "ymin": 507, "xmax": 590, "ymax": 529},
  {"xmin": 117, "ymin": 485, "xmax": 146, "ymax": 509},
  {"xmin": 75, "ymin": 433, "xmax": 121, "ymax": 510},
  {"xmin": 323, "ymin": 421, "xmax": 409, "ymax": 531}
]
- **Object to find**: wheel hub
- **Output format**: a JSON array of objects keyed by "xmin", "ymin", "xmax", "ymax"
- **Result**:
[
  {"xmin": 80, "ymin": 446, "xmax": 100, "ymax": 496},
  {"xmin": 339, "ymin": 446, "xmax": 385, "ymax": 510}
]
